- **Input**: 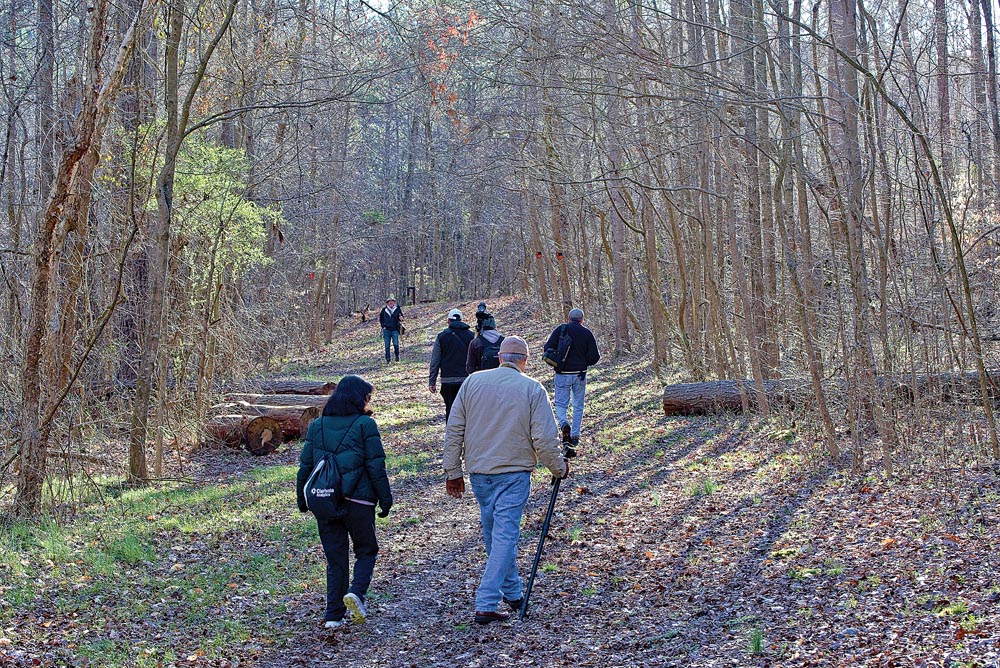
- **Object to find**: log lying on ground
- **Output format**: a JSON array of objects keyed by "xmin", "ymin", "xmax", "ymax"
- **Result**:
[
  {"xmin": 298, "ymin": 406, "xmax": 321, "ymax": 437},
  {"xmin": 211, "ymin": 403, "xmax": 321, "ymax": 442},
  {"xmin": 662, "ymin": 371, "xmax": 1000, "ymax": 415},
  {"xmin": 247, "ymin": 379, "xmax": 335, "ymax": 395},
  {"xmin": 203, "ymin": 415, "xmax": 281, "ymax": 456},
  {"xmin": 221, "ymin": 393, "xmax": 329, "ymax": 408}
]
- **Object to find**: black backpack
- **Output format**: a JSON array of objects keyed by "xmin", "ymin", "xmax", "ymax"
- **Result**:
[
  {"xmin": 304, "ymin": 416, "xmax": 360, "ymax": 521},
  {"xmin": 480, "ymin": 334, "xmax": 504, "ymax": 370},
  {"xmin": 543, "ymin": 324, "xmax": 573, "ymax": 371}
]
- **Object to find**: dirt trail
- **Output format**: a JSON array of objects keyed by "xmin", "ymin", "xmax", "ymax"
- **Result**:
[{"xmin": 252, "ymin": 298, "xmax": 1000, "ymax": 668}]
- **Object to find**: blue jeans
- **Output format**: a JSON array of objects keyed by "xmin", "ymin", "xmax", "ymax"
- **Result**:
[
  {"xmin": 382, "ymin": 328, "xmax": 399, "ymax": 362},
  {"xmin": 469, "ymin": 471, "xmax": 531, "ymax": 612},
  {"xmin": 554, "ymin": 372, "xmax": 587, "ymax": 437}
]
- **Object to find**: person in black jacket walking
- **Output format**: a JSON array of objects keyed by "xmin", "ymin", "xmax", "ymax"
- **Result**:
[
  {"xmin": 543, "ymin": 308, "xmax": 601, "ymax": 456},
  {"xmin": 296, "ymin": 375, "xmax": 393, "ymax": 629},
  {"xmin": 429, "ymin": 308, "xmax": 474, "ymax": 421},
  {"xmin": 378, "ymin": 297, "xmax": 404, "ymax": 363},
  {"xmin": 466, "ymin": 314, "xmax": 505, "ymax": 374}
]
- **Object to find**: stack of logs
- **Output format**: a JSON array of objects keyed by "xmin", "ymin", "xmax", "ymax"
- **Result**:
[{"xmin": 204, "ymin": 379, "xmax": 334, "ymax": 455}]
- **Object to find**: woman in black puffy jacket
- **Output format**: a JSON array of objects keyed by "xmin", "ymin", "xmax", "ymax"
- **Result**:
[{"xmin": 296, "ymin": 375, "xmax": 393, "ymax": 629}]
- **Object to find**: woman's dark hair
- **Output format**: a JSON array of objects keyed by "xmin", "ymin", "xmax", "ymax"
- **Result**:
[{"xmin": 323, "ymin": 375, "xmax": 374, "ymax": 416}]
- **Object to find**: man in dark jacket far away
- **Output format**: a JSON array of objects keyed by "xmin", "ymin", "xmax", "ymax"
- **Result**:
[
  {"xmin": 429, "ymin": 308, "xmax": 474, "ymax": 421},
  {"xmin": 543, "ymin": 307, "xmax": 600, "ymax": 457}
]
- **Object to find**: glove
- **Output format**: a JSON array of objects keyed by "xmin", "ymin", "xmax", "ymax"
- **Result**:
[
  {"xmin": 561, "ymin": 460, "xmax": 570, "ymax": 479},
  {"xmin": 298, "ymin": 503, "xmax": 309, "ymax": 514},
  {"xmin": 377, "ymin": 501, "xmax": 392, "ymax": 518},
  {"xmin": 446, "ymin": 477, "xmax": 465, "ymax": 498},
  {"xmin": 428, "ymin": 384, "xmax": 436, "ymax": 394}
]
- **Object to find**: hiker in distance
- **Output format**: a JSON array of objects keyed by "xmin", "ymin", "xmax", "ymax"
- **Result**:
[
  {"xmin": 474, "ymin": 301, "xmax": 490, "ymax": 335},
  {"xmin": 466, "ymin": 313, "xmax": 505, "ymax": 374},
  {"xmin": 296, "ymin": 375, "xmax": 393, "ymax": 629},
  {"xmin": 429, "ymin": 308, "xmax": 474, "ymax": 422},
  {"xmin": 379, "ymin": 296, "xmax": 404, "ymax": 364},
  {"xmin": 443, "ymin": 335, "xmax": 570, "ymax": 625},
  {"xmin": 544, "ymin": 307, "xmax": 601, "ymax": 458}
]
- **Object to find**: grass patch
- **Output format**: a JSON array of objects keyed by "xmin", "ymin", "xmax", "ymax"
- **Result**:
[
  {"xmin": 935, "ymin": 599, "xmax": 970, "ymax": 616},
  {"xmin": 689, "ymin": 479, "xmax": 719, "ymax": 497},
  {"xmin": 106, "ymin": 531, "xmax": 156, "ymax": 564},
  {"xmin": 386, "ymin": 450, "xmax": 436, "ymax": 476},
  {"xmin": 748, "ymin": 627, "xmax": 764, "ymax": 655},
  {"xmin": 789, "ymin": 566, "xmax": 822, "ymax": 580}
]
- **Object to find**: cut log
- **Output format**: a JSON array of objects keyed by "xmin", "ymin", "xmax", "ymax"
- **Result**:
[
  {"xmin": 299, "ymin": 406, "xmax": 321, "ymax": 438},
  {"xmin": 203, "ymin": 414, "xmax": 281, "ymax": 456},
  {"xmin": 247, "ymin": 379, "xmax": 335, "ymax": 395},
  {"xmin": 662, "ymin": 371, "xmax": 1000, "ymax": 415},
  {"xmin": 244, "ymin": 415, "xmax": 282, "ymax": 455},
  {"xmin": 211, "ymin": 403, "xmax": 317, "ymax": 441},
  {"xmin": 220, "ymin": 393, "xmax": 329, "ymax": 408}
]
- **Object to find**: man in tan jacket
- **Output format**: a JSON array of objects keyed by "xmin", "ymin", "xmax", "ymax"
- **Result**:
[{"xmin": 443, "ymin": 335, "xmax": 569, "ymax": 625}]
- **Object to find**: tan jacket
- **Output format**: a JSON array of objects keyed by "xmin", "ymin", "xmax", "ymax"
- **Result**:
[{"xmin": 443, "ymin": 364, "xmax": 565, "ymax": 479}]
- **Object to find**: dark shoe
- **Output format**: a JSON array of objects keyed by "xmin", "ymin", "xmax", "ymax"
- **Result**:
[
  {"xmin": 564, "ymin": 434, "xmax": 578, "ymax": 458},
  {"xmin": 502, "ymin": 597, "xmax": 523, "ymax": 613},
  {"xmin": 561, "ymin": 423, "xmax": 571, "ymax": 444},
  {"xmin": 474, "ymin": 610, "xmax": 510, "ymax": 625}
]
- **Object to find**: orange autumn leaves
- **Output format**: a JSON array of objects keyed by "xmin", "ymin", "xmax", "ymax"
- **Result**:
[{"xmin": 418, "ymin": 9, "xmax": 480, "ymax": 129}]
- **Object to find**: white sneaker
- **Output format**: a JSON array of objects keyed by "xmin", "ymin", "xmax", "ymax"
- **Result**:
[
  {"xmin": 323, "ymin": 619, "xmax": 346, "ymax": 629},
  {"xmin": 344, "ymin": 592, "xmax": 367, "ymax": 624}
]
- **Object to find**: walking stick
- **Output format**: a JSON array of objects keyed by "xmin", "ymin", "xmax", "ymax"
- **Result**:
[{"xmin": 519, "ymin": 473, "xmax": 562, "ymax": 621}]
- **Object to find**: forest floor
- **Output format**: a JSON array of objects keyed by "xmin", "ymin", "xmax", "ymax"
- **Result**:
[{"xmin": 2, "ymin": 297, "xmax": 1000, "ymax": 668}]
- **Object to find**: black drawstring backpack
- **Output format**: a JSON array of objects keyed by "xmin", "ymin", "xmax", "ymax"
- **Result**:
[{"xmin": 304, "ymin": 416, "xmax": 361, "ymax": 521}]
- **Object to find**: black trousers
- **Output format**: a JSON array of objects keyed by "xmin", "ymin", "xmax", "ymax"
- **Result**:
[
  {"xmin": 441, "ymin": 382, "xmax": 463, "ymax": 422},
  {"xmin": 316, "ymin": 501, "xmax": 379, "ymax": 621}
]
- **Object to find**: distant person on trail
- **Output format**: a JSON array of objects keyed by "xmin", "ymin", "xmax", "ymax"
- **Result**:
[
  {"xmin": 474, "ymin": 301, "xmax": 490, "ymax": 335},
  {"xmin": 429, "ymin": 308, "xmax": 474, "ymax": 422},
  {"xmin": 466, "ymin": 314, "xmax": 505, "ymax": 374},
  {"xmin": 443, "ymin": 335, "xmax": 569, "ymax": 625},
  {"xmin": 379, "ymin": 296, "xmax": 404, "ymax": 364},
  {"xmin": 544, "ymin": 307, "xmax": 601, "ymax": 458},
  {"xmin": 296, "ymin": 375, "xmax": 393, "ymax": 630}
]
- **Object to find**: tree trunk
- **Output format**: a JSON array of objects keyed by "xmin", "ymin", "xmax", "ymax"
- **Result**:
[
  {"xmin": 128, "ymin": 0, "xmax": 237, "ymax": 483},
  {"xmin": 981, "ymin": 0, "xmax": 1000, "ymax": 188},
  {"xmin": 15, "ymin": 0, "xmax": 155, "ymax": 516}
]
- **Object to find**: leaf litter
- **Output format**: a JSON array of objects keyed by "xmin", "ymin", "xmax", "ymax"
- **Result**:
[{"xmin": 2, "ymin": 297, "xmax": 999, "ymax": 668}]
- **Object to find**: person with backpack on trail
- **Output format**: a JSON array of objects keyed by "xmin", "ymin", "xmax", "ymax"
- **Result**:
[
  {"xmin": 429, "ymin": 308, "xmax": 474, "ymax": 422},
  {"xmin": 474, "ymin": 301, "xmax": 490, "ymax": 335},
  {"xmin": 378, "ymin": 296, "xmax": 404, "ymax": 364},
  {"xmin": 443, "ymin": 335, "xmax": 569, "ymax": 625},
  {"xmin": 296, "ymin": 375, "xmax": 393, "ymax": 630},
  {"xmin": 543, "ymin": 308, "xmax": 601, "ymax": 458},
  {"xmin": 466, "ymin": 314, "xmax": 505, "ymax": 374}
]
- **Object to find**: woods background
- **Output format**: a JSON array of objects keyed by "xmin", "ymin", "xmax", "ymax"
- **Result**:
[{"xmin": 2, "ymin": 0, "xmax": 999, "ymax": 516}]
